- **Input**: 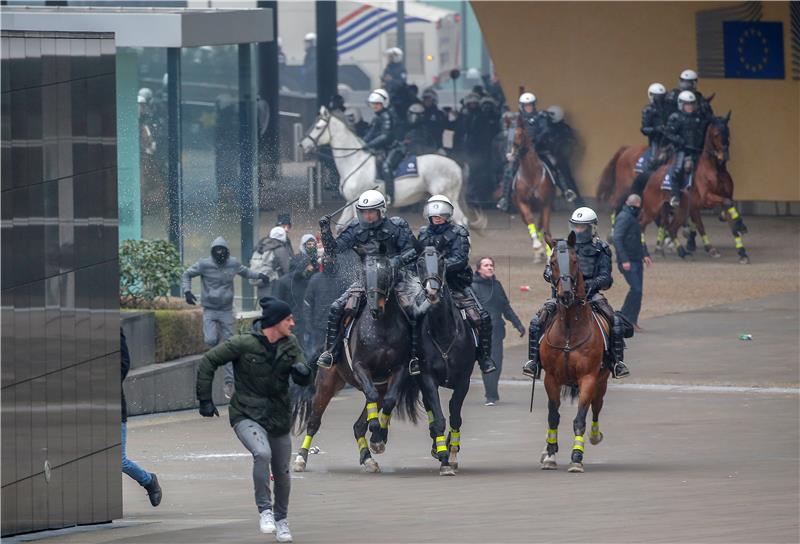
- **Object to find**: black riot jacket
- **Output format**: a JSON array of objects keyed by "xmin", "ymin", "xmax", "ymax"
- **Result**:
[
  {"xmin": 417, "ymin": 223, "xmax": 473, "ymax": 290},
  {"xmin": 422, "ymin": 104, "xmax": 446, "ymax": 148},
  {"xmin": 322, "ymin": 216, "xmax": 416, "ymax": 264},
  {"xmin": 640, "ymin": 101, "xmax": 671, "ymax": 146},
  {"xmin": 665, "ymin": 110, "xmax": 706, "ymax": 153},
  {"xmin": 363, "ymin": 107, "xmax": 398, "ymax": 152},
  {"xmin": 666, "ymin": 88, "xmax": 714, "ymax": 123}
]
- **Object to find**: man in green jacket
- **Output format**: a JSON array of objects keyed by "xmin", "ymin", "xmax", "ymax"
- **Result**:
[{"xmin": 196, "ymin": 297, "xmax": 312, "ymax": 543}]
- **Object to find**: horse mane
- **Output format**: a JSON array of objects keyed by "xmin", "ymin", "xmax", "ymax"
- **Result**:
[{"xmin": 328, "ymin": 110, "xmax": 366, "ymax": 147}]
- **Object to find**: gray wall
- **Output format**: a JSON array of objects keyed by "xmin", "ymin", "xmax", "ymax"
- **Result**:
[{"xmin": 1, "ymin": 30, "xmax": 121, "ymax": 536}]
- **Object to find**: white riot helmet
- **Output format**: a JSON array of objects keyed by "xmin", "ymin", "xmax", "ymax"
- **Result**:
[
  {"xmin": 677, "ymin": 90, "xmax": 696, "ymax": 110},
  {"xmin": 519, "ymin": 92, "xmax": 537, "ymax": 107},
  {"xmin": 647, "ymin": 83, "xmax": 666, "ymax": 103},
  {"xmin": 569, "ymin": 207, "xmax": 598, "ymax": 242},
  {"xmin": 355, "ymin": 189, "xmax": 387, "ymax": 227},
  {"xmin": 422, "ymin": 87, "xmax": 438, "ymax": 104},
  {"xmin": 546, "ymin": 105, "xmax": 564, "ymax": 123},
  {"xmin": 304, "ymin": 33, "xmax": 317, "ymax": 47},
  {"xmin": 423, "ymin": 195, "xmax": 454, "ymax": 223},
  {"xmin": 385, "ymin": 47, "xmax": 403, "ymax": 63},
  {"xmin": 138, "ymin": 87, "xmax": 153, "ymax": 105},
  {"xmin": 679, "ymin": 69, "xmax": 698, "ymax": 91},
  {"xmin": 367, "ymin": 88, "xmax": 390, "ymax": 108}
]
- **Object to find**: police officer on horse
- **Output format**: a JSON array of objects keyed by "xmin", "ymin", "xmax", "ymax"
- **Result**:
[
  {"xmin": 523, "ymin": 207, "xmax": 631, "ymax": 380},
  {"xmin": 315, "ymin": 190, "xmax": 419, "ymax": 372},
  {"xmin": 631, "ymin": 83, "xmax": 673, "ymax": 196},
  {"xmin": 664, "ymin": 90, "xmax": 706, "ymax": 208},
  {"xmin": 363, "ymin": 89, "xmax": 403, "ymax": 204},
  {"xmin": 416, "ymin": 195, "xmax": 497, "ymax": 376},
  {"xmin": 666, "ymin": 69, "xmax": 714, "ymax": 122}
]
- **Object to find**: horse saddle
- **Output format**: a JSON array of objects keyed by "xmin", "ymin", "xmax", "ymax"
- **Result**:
[{"xmin": 394, "ymin": 155, "xmax": 418, "ymax": 179}]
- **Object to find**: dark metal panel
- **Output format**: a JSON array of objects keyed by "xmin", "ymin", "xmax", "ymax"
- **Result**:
[
  {"xmin": 59, "ymin": 271, "xmax": 76, "ymax": 369},
  {"xmin": 70, "ymin": 78, "xmax": 88, "ymax": 176},
  {"xmin": 11, "ymin": 187, "xmax": 30, "ymax": 289},
  {"xmin": 106, "ymin": 352, "xmax": 120, "ymax": 441},
  {"xmin": 43, "ymin": 180, "xmax": 60, "ymax": 280},
  {"xmin": 28, "ymin": 279, "xmax": 46, "ymax": 381},
  {"xmin": 42, "ymin": 83, "xmax": 60, "ymax": 183},
  {"xmin": 31, "ymin": 376, "xmax": 48, "ymax": 480},
  {"xmin": 58, "ymin": 176, "xmax": 74, "ymax": 274},
  {"xmin": 46, "ymin": 464, "xmax": 64, "ymax": 530},
  {"xmin": 167, "ymin": 47, "xmax": 183, "ymax": 267},
  {"xmin": 106, "ymin": 445, "xmax": 122, "ymax": 520},
  {"xmin": 0, "ymin": 188, "xmax": 12, "ymax": 291},
  {"xmin": 60, "ymin": 364, "xmax": 77, "ymax": 464},
  {"xmin": 26, "ymin": 85, "xmax": 44, "ymax": 187},
  {"xmin": 75, "ymin": 361, "xmax": 92, "ymax": 460},
  {"xmin": 15, "ymin": 478, "xmax": 33, "ymax": 535},
  {"xmin": 1, "ymin": 481, "xmax": 18, "ymax": 537},
  {"xmin": 85, "ymin": 37, "xmax": 102, "ymax": 79},
  {"xmin": 1, "ymin": 88, "xmax": 12, "ymax": 191},
  {"xmin": 9, "ymin": 37, "xmax": 26, "ymax": 93},
  {"xmin": 10, "ymin": 89, "xmax": 27, "ymax": 189},
  {"xmin": 76, "ymin": 456, "xmax": 92, "ymax": 525},
  {"xmin": 103, "ymin": 168, "xmax": 118, "ymax": 265},
  {"xmin": 69, "ymin": 38, "xmax": 87, "ymax": 81},
  {"xmin": 74, "ymin": 267, "xmax": 91, "ymax": 366},
  {"xmin": 90, "ymin": 265, "xmax": 105, "ymax": 361},
  {"xmin": 86, "ymin": 76, "xmax": 103, "ymax": 173},
  {"xmin": 91, "ymin": 451, "xmax": 108, "ymax": 523},
  {"xmin": 27, "ymin": 182, "xmax": 46, "ymax": 286},
  {"xmin": 1, "ymin": 35, "xmax": 10, "ymax": 94},
  {"xmin": 104, "ymin": 260, "xmax": 120, "ymax": 357},
  {"xmin": 61, "ymin": 460, "xmax": 78, "ymax": 528},
  {"xmin": 55, "ymin": 34, "xmax": 71, "ymax": 84},
  {"xmin": 15, "ymin": 379, "xmax": 32, "ymax": 482},
  {"xmin": 24, "ymin": 36, "xmax": 43, "ymax": 90},
  {"xmin": 56, "ymin": 81, "xmax": 73, "ymax": 180},
  {"xmin": 46, "ymin": 369, "xmax": 63, "ymax": 469},
  {"xmin": 99, "ymin": 37, "xmax": 115, "ymax": 77},
  {"xmin": 1, "ymin": 386, "xmax": 16, "ymax": 486},
  {"xmin": 1, "ymin": 286, "xmax": 14, "ymax": 388},
  {"xmin": 41, "ymin": 37, "xmax": 57, "ymax": 88},
  {"xmin": 71, "ymin": 173, "xmax": 87, "ymax": 273},
  {"xmin": 14, "ymin": 283, "xmax": 30, "ymax": 383},
  {"xmin": 31, "ymin": 473, "xmax": 48, "ymax": 532},
  {"xmin": 90, "ymin": 356, "xmax": 106, "ymax": 453},
  {"xmin": 100, "ymin": 74, "xmax": 117, "ymax": 169},
  {"xmin": 45, "ymin": 276, "xmax": 62, "ymax": 375}
]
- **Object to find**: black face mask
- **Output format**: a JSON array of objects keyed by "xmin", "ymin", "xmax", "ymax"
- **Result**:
[
  {"xmin": 211, "ymin": 246, "xmax": 229, "ymax": 265},
  {"xmin": 574, "ymin": 229, "xmax": 593, "ymax": 245},
  {"xmin": 627, "ymin": 205, "xmax": 641, "ymax": 217}
]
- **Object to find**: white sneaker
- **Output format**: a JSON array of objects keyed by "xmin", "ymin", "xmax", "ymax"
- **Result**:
[
  {"xmin": 275, "ymin": 518, "xmax": 292, "ymax": 542},
  {"xmin": 259, "ymin": 510, "xmax": 276, "ymax": 534}
]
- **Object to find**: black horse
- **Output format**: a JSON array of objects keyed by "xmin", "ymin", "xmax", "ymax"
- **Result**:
[
  {"xmin": 292, "ymin": 254, "xmax": 420, "ymax": 473},
  {"xmin": 415, "ymin": 246, "xmax": 477, "ymax": 476}
]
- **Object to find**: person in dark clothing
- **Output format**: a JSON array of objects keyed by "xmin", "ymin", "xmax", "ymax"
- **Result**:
[
  {"xmin": 472, "ymin": 258, "xmax": 525, "ymax": 405},
  {"xmin": 303, "ymin": 254, "xmax": 355, "ymax": 355},
  {"xmin": 121, "ymin": 329, "xmax": 162, "ymax": 507},
  {"xmin": 612, "ymin": 194, "xmax": 652, "ymax": 327},
  {"xmin": 363, "ymin": 89, "xmax": 402, "ymax": 203},
  {"xmin": 664, "ymin": 90, "xmax": 706, "ymax": 207},
  {"xmin": 631, "ymin": 83, "xmax": 673, "ymax": 198},
  {"xmin": 251, "ymin": 227, "xmax": 293, "ymax": 300},
  {"xmin": 275, "ymin": 213, "xmax": 294, "ymax": 256},
  {"xmin": 665, "ymin": 69, "xmax": 714, "ymax": 122},
  {"xmin": 381, "ymin": 47, "xmax": 407, "ymax": 99},
  {"xmin": 416, "ymin": 195, "xmax": 497, "ymax": 376},
  {"xmin": 196, "ymin": 297, "xmax": 311, "ymax": 542},
  {"xmin": 403, "ymin": 103, "xmax": 438, "ymax": 156},
  {"xmin": 272, "ymin": 234, "xmax": 319, "ymax": 352},
  {"xmin": 421, "ymin": 88, "xmax": 446, "ymax": 150},
  {"xmin": 301, "ymin": 32, "xmax": 317, "ymax": 93}
]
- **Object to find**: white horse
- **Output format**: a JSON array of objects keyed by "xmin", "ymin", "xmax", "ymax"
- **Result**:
[{"xmin": 300, "ymin": 106, "xmax": 483, "ymax": 229}]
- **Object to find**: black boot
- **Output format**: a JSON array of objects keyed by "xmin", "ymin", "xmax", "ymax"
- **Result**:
[
  {"xmin": 383, "ymin": 164, "xmax": 395, "ymax": 205},
  {"xmin": 144, "ymin": 473, "xmax": 162, "ymax": 507},
  {"xmin": 523, "ymin": 318, "xmax": 542, "ymax": 379},
  {"xmin": 496, "ymin": 164, "xmax": 516, "ymax": 212},
  {"xmin": 611, "ymin": 316, "xmax": 630, "ymax": 379},
  {"xmin": 316, "ymin": 303, "xmax": 344, "ymax": 369},
  {"xmin": 408, "ymin": 319, "xmax": 421, "ymax": 376},
  {"xmin": 631, "ymin": 170, "xmax": 650, "ymax": 196},
  {"xmin": 477, "ymin": 310, "xmax": 497, "ymax": 374}
]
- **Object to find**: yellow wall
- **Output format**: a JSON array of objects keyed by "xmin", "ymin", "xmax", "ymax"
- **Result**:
[{"xmin": 473, "ymin": 1, "xmax": 800, "ymax": 201}]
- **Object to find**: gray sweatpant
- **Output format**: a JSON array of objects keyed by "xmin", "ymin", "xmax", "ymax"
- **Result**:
[
  {"xmin": 233, "ymin": 419, "xmax": 291, "ymax": 520},
  {"xmin": 203, "ymin": 309, "xmax": 235, "ymax": 385}
]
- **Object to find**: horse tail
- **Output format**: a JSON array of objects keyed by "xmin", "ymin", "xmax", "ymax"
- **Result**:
[
  {"xmin": 458, "ymin": 188, "xmax": 488, "ymax": 232},
  {"xmin": 560, "ymin": 384, "xmax": 579, "ymax": 403},
  {"xmin": 597, "ymin": 146, "xmax": 626, "ymax": 205},
  {"xmin": 393, "ymin": 374, "xmax": 422, "ymax": 424}
]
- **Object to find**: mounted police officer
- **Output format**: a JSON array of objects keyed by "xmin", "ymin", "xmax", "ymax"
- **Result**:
[
  {"xmin": 523, "ymin": 207, "xmax": 630, "ymax": 380},
  {"xmin": 664, "ymin": 90, "xmax": 706, "ymax": 208},
  {"xmin": 631, "ymin": 83, "xmax": 672, "ymax": 196},
  {"xmin": 496, "ymin": 92, "xmax": 537, "ymax": 211},
  {"xmin": 415, "ymin": 195, "xmax": 497, "ymax": 376},
  {"xmin": 363, "ymin": 89, "xmax": 402, "ymax": 204},
  {"xmin": 666, "ymin": 69, "xmax": 714, "ymax": 122},
  {"xmin": 315, "ymin": 190, "xmax": 419, "ymax": 371},
  {"xmin": 544, "ymin": 105, "xmax": 585, "ymax": 207}
]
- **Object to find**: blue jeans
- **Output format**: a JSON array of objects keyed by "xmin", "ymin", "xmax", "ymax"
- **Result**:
[
  {"xmin": 619, "ymin": 261, "xmax": 644, "ymax": 325},
  {"xmin": 121, "ymin": 423, "xmax": 152, "ymax": 487}
]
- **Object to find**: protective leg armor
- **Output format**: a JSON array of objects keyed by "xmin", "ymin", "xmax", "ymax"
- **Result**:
[
  {"xmin": 316, "ymin": 297, "xmax": 345, "ymax": 369},
  {"xmin": 523, "ymin": 301, "xmax": 554, "ymax": 378},
  {"xmin": 496, "ymin": 157, "xmax": 519, "ymax": 212},
  {"xmin": 611, "ymin": 315, "xmax": 630, "ymax": 379},
  {"xmin": 408, "ymin": 317, "xmax": 421, "ymax": 376}
]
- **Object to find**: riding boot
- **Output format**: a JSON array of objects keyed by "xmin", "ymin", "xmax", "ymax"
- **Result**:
[
  {"xmin": 669, "ymin": 186, "xmax": 681, "ymax": 209},
  {"xmin": 316, "ymin": 302, "xmax": 344, "ymax": 369},
  {"xmin": 523, "ymin": 311, "xmax": 546, "ymax": 379},
  {"xmin": 611, "ymin": 316, "xmax": 630, "ymax": 379},
  {"xmin": 560, "ymin": 164, "xmax": 585, "ymax": 206},
  {"xmin": 476, "ymin": 308, "xmax": 497, "ymax": 374},
  {"xmin": 382, "ymin": 163, "xmax": 396, "ymax": 205},
  {"xmin": 408, "ymin": 318, "xmax": 421, "ymax": 376},
  {"xmin": 496, "ymin": 161, "xmax": 517, "ymax": 212},
  {"xmin": 631, "ymin": 170, "xmax": 650, "ymax": 197}
]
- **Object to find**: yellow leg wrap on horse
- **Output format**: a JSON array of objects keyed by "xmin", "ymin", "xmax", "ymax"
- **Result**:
[
  {"xmin": 357, "ymin": 436, "xmax": 368, "ymax": 451},
  {"xmin": 734, "ymin": 236, "xmax": 744, "ymax": 249},
  {"xmin": 640, "ymin": 232, "xmax": 646, "ymax": 245},
  {"xmin": 427, "ymin": 410, "xmax": 434, "ymax": 424},
  {"xmin": 545, "ymin": 243, "xmax": 553, "ymax": 258},
  {"xmin": 378, "ymin": 412, "xmax": 391, "ymax": 430},
  {"xmin": 656, "ymin": 227, "xmax": 665, "ymax": 244},
  {"xmin": 610, "ymin": 212, "xmax": 616, "ymax": 226},
  {"xmin": 546, "ymin": 429, "xmax": 558, "ymax": 444},
  {"xmin": 727, "ymin": 206, "xmax": 740, "ymax": 220},
  {"xmin": 590, "ymin": 423, "xmax": 600, "ymax": 439},
  {"xmin": 366, "ymin": 402, "xmax": 378, "ymax": 421},
  {"xmin": 449, "ymin": 430, "xmax": 461, "ymax": 448},
  {"xmin": 527, "ymin": 223, "xmax": 538, "ymax": 239},
  {"xmin": 301, "ymin": 435, "xmax": 313, "ymax": 451},
  {"xmin": 702, "ymin": 234, "xmax": 711, "ymax": 246},
  {"xmin": 435, "ymin": 435, "xmax": 447, "ymax": 453},
  {"xmin": 573, "ymin": 435, "xmax": 585, "ymax": 453}
]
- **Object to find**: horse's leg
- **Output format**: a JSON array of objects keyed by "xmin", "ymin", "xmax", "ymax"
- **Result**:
[
  {"xmin": 690, "ymin": 206, "xmax": 720, "ymax": 258},
  {"xmin": 671, "ymin": 200, "xmax": 691, "ymax": 260},
  {"xmin": 589, "ymin": 377, "xmax": 608, "ymax": 446},
  {"xmin": 446, "ymin": 376, "xmax": 470, "ymax": 472},
  {"xmin": 539, "ymin": 203, "xmax": 553, "ymax": 259},
  {"xmin": 541, "ymin": 375, "xmax": 561, "ymax": 470},
  {"xmin": 371, "ymin": 371, "xmax": 406, "ymax": 453},
  {"xmin": 714, "ymin": 196, "xmax": 750, "ymax": 264},
  {"xmin": 418, "ymin": 371, "xmax": 451, "ymax": 474},
  {"xmin": 351, "ymin": 364, "xmax": 383, "ymax": 454},
  {"xmin": 353, "ymin": 405, "xmax": 380, "ymax": 472},
  {"xmin": 293, "ymin": 368, "xmax": 345, "ymax": 472},
  {"xmin": 568, "ymin": 375, "xmax": 597, "ymax": 474},
  {"xmin": 516, "ymin": 199, "xmax": 544, "ymax": 253}
]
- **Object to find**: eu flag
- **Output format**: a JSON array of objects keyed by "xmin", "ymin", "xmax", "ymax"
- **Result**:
[{"xmin": 723, "ymin": 21, "xmax": 785, "ymax": 79}]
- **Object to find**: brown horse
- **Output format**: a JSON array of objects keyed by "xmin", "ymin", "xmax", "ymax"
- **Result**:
[
  {"xmin": 539, "ymin": 234, "xmax": 610, "ymax": 473},
  {"xmin": 508, "ymin": 116, "xmax": 556, "ymax": 262},
  {"xmin": 597, "ymin": 114, "xmax": 749, "ymax": 262}
]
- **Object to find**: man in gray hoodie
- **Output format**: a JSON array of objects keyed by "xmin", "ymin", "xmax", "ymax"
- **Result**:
[{"xmin": 182, "ymin": 237, "xmax": 268, "ymax": 397}]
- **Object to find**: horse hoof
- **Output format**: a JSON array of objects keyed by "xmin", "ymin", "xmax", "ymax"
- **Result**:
[
  {"xmin": 540, "ymin": 454, "xmax": 557, "ymax": 470},
  {"xmin": 292, "ymin": 456, "xmax": 306, "ymax": 472},
  {"xmin": 739, "ymin": 256, "xmax": 750, "ymax": 265},
  {"xmin": 439, "ymin": 465, "xmax": 456, "ymax": 476},
  {"xmin": 362, "ymin": 458, "xmax": 381, "ymax": 473},
  {"xmin": 532, "ymin": 239, "xmax": 543, "ymax": 250},
  {"xmin": 567, "ymin": 462, "xmax": 584, "ymax": 473},
  {"xmin": 370, "ymin": 441, "xmax": 386, "ymax": 455},
  {"xmin": 589, "ymin": 432, "xmax": 604, "ymax": 445},
  {"xmin": 706, "ymin": 247, "xmax": 721, "ymax": 258},
  {"xmin": 450, "ymin": 461, "xmax": 459, "ymax": 472}
]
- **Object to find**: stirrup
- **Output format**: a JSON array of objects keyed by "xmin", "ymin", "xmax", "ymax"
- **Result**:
[
  {"xmin": 316, "ymin": 351, "xmax": 334, "ymax": 369},
  {"xmin": 496, "ymin": 196, "xmax": 509, "ymax": 212},
  {"xmin": 669, "ymin": 195, "xmax": 680, "ymax": 208},
  {"xmin": 408, "ymin": 357, "xmax": 421, "ymax": 376},
  {"xmin": 522, "ymin": 359, "xmax": 540, "ymax": 379},
  {"xmin": 479, "ymin": 359, "xmax": 497, "ymax": 375},
  {"xmin": 612, "ymin": 361, "xmax": 630, "ymax": 379},
  {"xmin": 564, "ymin": 189, "xmax": 577, "ymax": 202}
]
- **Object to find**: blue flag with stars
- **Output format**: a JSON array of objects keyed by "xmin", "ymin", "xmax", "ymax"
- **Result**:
[{"xmin": 723, "ymin": 21, "xmax": 785, "ymax": 79}]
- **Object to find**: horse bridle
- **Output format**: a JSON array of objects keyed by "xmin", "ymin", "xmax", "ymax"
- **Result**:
[
  {"xmin": 552, "ymin": 240, "xmax": 583, "ymax": 307},
  {"xmin": 301, "ymin": 114, "xmax": 367, "ymax": 159}
]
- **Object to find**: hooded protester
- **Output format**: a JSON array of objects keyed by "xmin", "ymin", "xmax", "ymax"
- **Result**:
[
  {"xmin": 272, "ymin": 234, "xmax": 319, "ymax": 352},
  {"xmin": 252, "ymin": 226, "xmax": 294, "ymax": 300},
  {"xmin": 182, "ymin": 236, "xmax": 268, "ymax": 398},
  {"xmin": 302, "ymin": 254, "xmax": 354, "ymax": 356}
]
